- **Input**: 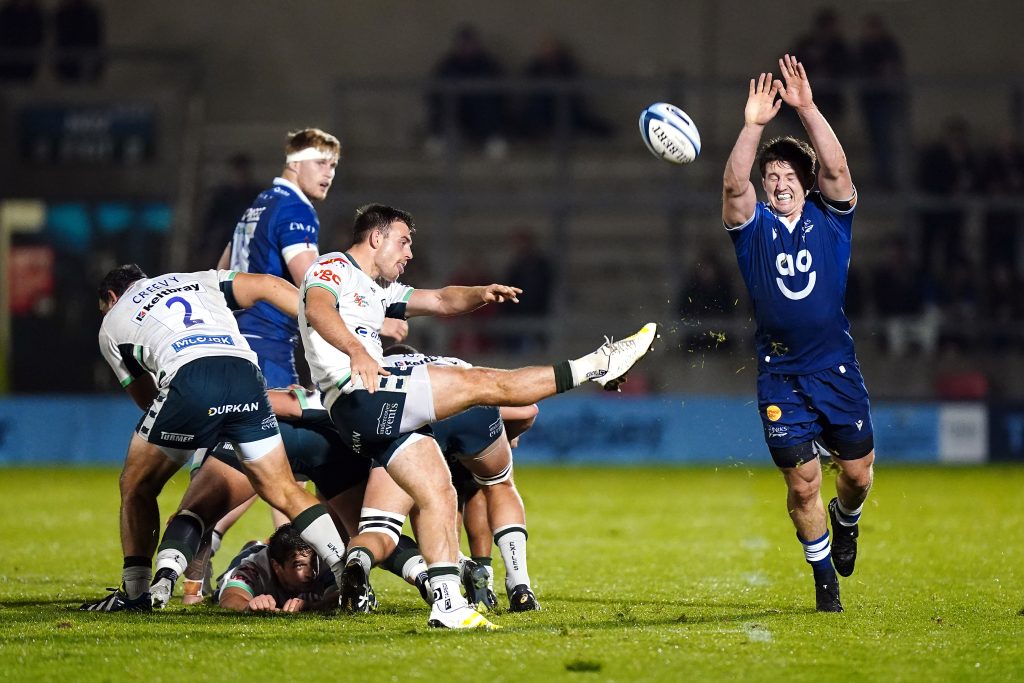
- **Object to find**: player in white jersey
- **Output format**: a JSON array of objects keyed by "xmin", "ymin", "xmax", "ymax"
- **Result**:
[
  {"xmin": 80, "ymin": 265, "xmax": 350, "ymax": 613},
  {"xmin": 299, "ymin": 203, "xmax": 658, "ymax": 629}
]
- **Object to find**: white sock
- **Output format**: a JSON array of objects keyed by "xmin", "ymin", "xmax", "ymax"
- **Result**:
[
  {"xmin": 210, "ymin": 529, "xmax": 223, "ymax": 556},
  {"xmin": 346, "ymin": 547, "xmax": 373, "ymax": 575},
  {"xmin": 155, "ymin": 549, "xmax": 188, "ymax": 577},
  {"xmin": 835, "ymin": 499, "xmax": 863, "ymax": 525},
  {"xmin": 295, "ymin": 510, "xmax": 347, "ymax": 585},
  {"xmin": 401, "ymin": 554, "xmax": 427, "ymax": 583},
  {"xmin": 494, "ymin": 524, "xmax": 530, "ymax": 590},
  {"xmin": 427, "ymin": 563, "xmax": 468, "ymax": 612},
  {"xmin": 567, "ymin": 352, "xmax": 606, "ymax": 386}
]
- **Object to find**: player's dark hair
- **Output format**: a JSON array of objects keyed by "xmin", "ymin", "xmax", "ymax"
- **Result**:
[
  {"xmin": 97, "ymin": 264, "xmax": 147, "ymax": 301},
  {"xmin": 757, "ymin": 136, "xmax": 817, "ymax": 192},
  {"xmin": 352, "ymin": 203, "xmax": 415, "ymax": 244},
  {"xmin": 267, "ymin": 524, "xmax": 314, "ymax": 565},
  {"xmin": 383, "ymin": 344, "xmax": 420, "ymax": 356}
]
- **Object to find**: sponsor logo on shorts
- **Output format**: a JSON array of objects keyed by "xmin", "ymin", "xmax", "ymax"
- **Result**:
[
  {"xmin": 376, "ymin": 402, "xmax": 399, "ymax": 435},
  {"xmin": 261, "ymin": 415, "xmax": 278, "ymax": 431},
  {"xmin": 766, "ymin": 405, "xmax": 782, "ymax": 422},
  {"xmin": 208, "ymin": 402, "xmax": 258, "ymax": 416},
  {"xmin": 351, "ymin": 432, "xmax": 361, "ymax": 454},
  {"xmin": 171, "ymin": 334, "xmax": 235, "ymax": 352},
  {"xmin": 488, "ymin": 415, "xmax": 503, "ymax": 439},
  {"xmin": 160, "ymin": 431, "xmax": 194, "ymax": 443},
  {"xmin": 767, "ymin": 424, "xmax": 788, "ymax": 439},
  {"xmin": 855, "ymin": 419, "xmax": 864, "ymax": 431}
]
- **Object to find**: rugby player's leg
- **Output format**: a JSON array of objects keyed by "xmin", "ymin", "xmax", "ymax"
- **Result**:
[
  {"xmin": 460, "ymin": 490, "xmax": 498, "ymax": 610},
  {"xmin": 237, "ymin": 441, "xmax": 348, "ymax": 595},
  {"xmin": 182, "ymin": 496, "xmax": 258, "ymax": 603},
  {"xmin": 780, "ymin": 455, "xmax": 842, "ymax": 612},
  {"xmin": 829, "ymin": 448, "xmax": 875, "ymax": 577}
]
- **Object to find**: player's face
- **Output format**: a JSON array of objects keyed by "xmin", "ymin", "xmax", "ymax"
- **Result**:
[
  {"xmin": 293, "ymin": 156, "xmax": 338, "ymax": 201},
  {"xmin": 762, "ymin": 160, "xmax": 807, "ymax": 218},
  {"xmin": 375, "ymin": 221, "xmax": 414, "ymax": 282},
  {"xmin": 272, "ymin": 552, "xmax": 318, "ymax": 593}
]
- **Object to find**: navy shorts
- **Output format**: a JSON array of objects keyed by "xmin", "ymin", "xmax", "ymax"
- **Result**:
[
  {"xmin": 432, "ymin": 406, "xmax": 504, "ymax": 458},
  {"xmin": 209, "ymin": 411, "xmax": 370, "ymax": 498},
  {"xmin": 757, "ymin": 362, "xmax": 874, "ymax": 468},
  {"xmin": 246, "ymin": 336, "xmax": 299, "ymax": 388},
  {"xmin": 138, "ymin": 356, "xmax": 277, "ymax": 450}
]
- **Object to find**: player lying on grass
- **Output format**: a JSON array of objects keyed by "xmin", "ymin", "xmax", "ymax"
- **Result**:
[
  {"xmin": 299, "ymin": 203, "xmax": 656, "ymax": 629},
  {"xmin": 149, "ymin": 386, "xmax": 370, "ymax": 608},
  {"xmin": 721, "ymin": 55, "xmax": 875, "ymax": 612},
  {"xmin": 214, "ymin": 523, "xmax": 339, "ymax": 613},
  {"xmin": 381, "ymin": 344, "xmax": 541, "ymax": 612}
]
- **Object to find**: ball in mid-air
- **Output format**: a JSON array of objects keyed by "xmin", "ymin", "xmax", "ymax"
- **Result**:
[{"xmin": 639, "ymin": 102, "xmax": 701, "ymax": 164}]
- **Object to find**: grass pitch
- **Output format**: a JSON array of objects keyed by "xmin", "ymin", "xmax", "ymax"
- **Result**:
[{"xmin": 1, "ymin": 464, "xmax": 1023, "ymax": 682}]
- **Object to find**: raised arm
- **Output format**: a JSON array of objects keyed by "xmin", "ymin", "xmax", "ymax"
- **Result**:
[
  {"xmin": 406, "ymin": 284, "xmax": 521, "ymax": 317},
  {"xmin": 723, "ymin": 73, "xmax": 782, "ymax": 227},
  {"xmin": 775, "ymin": 54, "xmax": 854, "ymax": 202}
]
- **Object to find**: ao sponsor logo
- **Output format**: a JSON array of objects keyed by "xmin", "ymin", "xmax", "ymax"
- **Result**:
[
  {"xmin": 208, "ymin": 402, "xmax": 258, "ymax": 416},
  {"xmin": 775, "ymin": 248, "xmax": 816, "ymax": 300},
  {"xmin": 376, "ymin": 402, "xmax": 400, "ymax": 435}
]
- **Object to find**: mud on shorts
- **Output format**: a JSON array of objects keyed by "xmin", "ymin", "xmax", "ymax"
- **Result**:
[
  {"xmin": 137, "ymin": 356, "xmax": 279, "ymax": 463},
  {"xmin": 757, "ymin": 362, "xmax": 875, "ymax": 469}
]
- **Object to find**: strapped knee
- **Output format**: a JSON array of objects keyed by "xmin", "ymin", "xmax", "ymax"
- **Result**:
[
  {"xmin": 357, "ymin": 508, "xmax": 406, "ymax": 545},
  {"xmin": 471, "ymin": 461, "xmax": 513, "ymax": 487}
]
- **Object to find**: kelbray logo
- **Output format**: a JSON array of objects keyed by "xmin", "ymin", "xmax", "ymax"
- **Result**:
[
  {"xmin": 775, "ymin": 248, "xmax": 816, "ymax": 300},
  {"xmin": 208, "ymin": 402, "xmax": 258, "ymax": 416}
]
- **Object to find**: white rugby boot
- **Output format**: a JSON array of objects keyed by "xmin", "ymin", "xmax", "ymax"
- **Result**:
[
  {"xmin": 427, "ymin": 603, "xmax": 501, "ymax": 630},
  {"xmin": 591, "ymin": 322, "xmax": 658, "ymax": 391}
]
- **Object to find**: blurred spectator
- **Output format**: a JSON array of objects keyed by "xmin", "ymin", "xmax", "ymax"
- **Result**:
[
  {"xmin": 916, "ymin": 116, "xmax": 981, "ymax": 276},
  {"xmin": 426, "ymin": 24, "xmax": 510, "ymax": 159},
  {"xmin": 871, "ymin": 237, "xmax": 939, "ymax": 355},
  {"xmin": 936, "ymin": 258, "xmax": 982, "ymax": 352},
  {"xmin": 979, "ymin": 129, "xmax": 1024, "ymax": 274},
  {"xmin": 193, "ymin": 152, "xmax": 262, "ymax": 269},
  {"xmin": 856, "ymin": 13, "xmax": 907, "ymax": 187},
  {"xmin": 53, "ymin": 0, "xmax": 104, "ymax": 83},
  {"xmin": 789, "ymin": 8, "xmax": 853, "ymax": 126},
  {"xmin": 519, "ymin": 35, "xmax": 613, "ymax": 140},
  {"xmin": 500, "ymin": 227, "xmax": 556, "ymax": 353},
  {"xmin": 0, "ymin": 0, "xmax": 45, "ymax": 83},
  {"xmin": 984, "ymin": 264, "xmax": 1024, "ymax": 352},
  {"xmin": 676, "ymin": 250, "xmax": 737, "ymax": 352},
  {"xmin": 445, "ymin": 250, "xmax": 499, "ymax": 356},
  {"xmin": 844, "ymin": 264, "xmax": 868, "ymax": 320}
]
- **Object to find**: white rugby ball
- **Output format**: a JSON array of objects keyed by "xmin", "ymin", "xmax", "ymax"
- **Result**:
[{"xmin": 639, "ymin": 103, "xmax": 701, "ymax": 164}]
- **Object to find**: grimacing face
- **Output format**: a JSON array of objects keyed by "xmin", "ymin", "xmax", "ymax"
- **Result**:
[
  {"xmin": 374, "ymin": 221, "xmax": 413, "ymax": 283},
  {"xmin": 761, "ymin": 160, "xmax": 807, "ymax": 218}
]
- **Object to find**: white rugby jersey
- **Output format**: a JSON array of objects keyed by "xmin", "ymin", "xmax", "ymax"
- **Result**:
[
  {"xmin": 299, "ymin": 252, "xmax": 414, "ymax": 392},
  {"xmin": 98, "ymin": 270, "xmax": 257, "ymax": 388},
  {"xmin": 383, "ymin": 353, "xmax": 470, "ymax": 369}
]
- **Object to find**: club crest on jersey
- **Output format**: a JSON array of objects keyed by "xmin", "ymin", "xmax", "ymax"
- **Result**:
[
  {"xmin": 775, "ymin": 248, "xmax": 816, "ymax": 300},
  {"xmin": 353, "ymin": 293, "xmax": 369, "ymax": 307}
]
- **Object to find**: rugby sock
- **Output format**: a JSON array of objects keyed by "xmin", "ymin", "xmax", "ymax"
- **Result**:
[
  {"xmin": 800, "ymin": 530, "xmax": 837, "ymax": 582},
  {"xmin": 122, "ymin": 556, "xmax": 152, "ymax": 599},
  {"xmin": 210, "ymin": 529, "xmax": 223, "ymax": 556},
  {"xmin": 156, "ymin": 511, "xmax": 205, "ymax": 577},
  {"xmin": 292, "ymin": 504, "xmax": 346, "ymax": 584},
  {"xmin": 564, "ymin": 342, "xmax": 617, "ymax": 388},
  {"xmin": 379, "ymin": 535, "xmax": 422, "ymax": 581},
  {"xmin": 427, "ymin": 563, "xmax": 468, "ymax": 612},
  {"xmin": 494, "ymin": 525, "xmax": 531, "ymax": 589},
  {"xmin": 834, "ymin": 500, "xmax": 863, "ymax": 526},
  {"xmin": 472, "ymin": 556, "xmax": 495, "ymax": 591},
  {"xmin": 345, "ymin": 546, "xmax": 374, "ymax": 575}
]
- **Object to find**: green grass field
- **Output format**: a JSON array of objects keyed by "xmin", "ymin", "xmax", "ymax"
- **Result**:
[{"xmin": 2, "ymin": 464, "xmax": 1023, "ymax": 682}]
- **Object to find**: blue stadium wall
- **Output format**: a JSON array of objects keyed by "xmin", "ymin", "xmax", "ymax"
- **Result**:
[{"xmin": 0, "ymin": 395, "xmax": 1014, "ymax": 465}]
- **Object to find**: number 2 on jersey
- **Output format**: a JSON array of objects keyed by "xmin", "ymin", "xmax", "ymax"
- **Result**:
[{"xmin": 165, "ymin": 296, "xmax": 205, "ymax": 328}]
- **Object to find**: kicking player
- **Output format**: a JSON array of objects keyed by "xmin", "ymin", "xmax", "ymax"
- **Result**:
[
  {"xmin": 218, "ymin": 128, "xmax": 340, "ymax": 387},
  {"xmin": 300, "ymin": 203, "xmax": 656, "ymax": 629},
  {"xmin": 721, "ymin": 55, "xmax": 875, "ymax": 611},
  {"xmin": 149, "ymin": 386, "xmax": 371, "ymax": 608},
  {"xmin": 80, "ymin": 265, "xmax": 349, "ymax": 612},
  {"xmin": 215, "ymin": 524, "xmax": 338, "ymax": 613}
]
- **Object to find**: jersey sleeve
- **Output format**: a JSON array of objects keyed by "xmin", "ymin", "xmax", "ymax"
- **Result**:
[
  {"xmin": 383, "ymin": 282, "xmax": 414, "ymax": 319},
  {"xmin": 212, "ymin": 269, "xmax": 242, "ymax": 309},
  {"xmin": 98, "ymin": 325, "xmax": 142, "ymax": 387},
  {"xmin": 221, "ymin": 558, "xmax": 267, "ymax": 597},
  {"xmin": 302, "ymin": 255, "xmax": 354, "ymax": 303},
  {"xmin": 275, "ymin": 202, "xmax": 320, "ymax": 264},
  {"xmin": 816, "ymin": 192, "xmax": 856, "ymax": 241}
]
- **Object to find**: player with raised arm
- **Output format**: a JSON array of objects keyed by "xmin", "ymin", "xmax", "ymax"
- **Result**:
[
  {"xmin": 300, "ymin": 203, "xmax": 656, "ymax": 629},
  {"xmin": 721, "ymin": 55, "xmax": 875, "ymax": 612},
  {"xmin": 79, "ymin": 265, "xmax": 350, "ymax": 612},
  {"xmin": 218, "ymin": 128, "xmax": 340, "ymax": 387}
]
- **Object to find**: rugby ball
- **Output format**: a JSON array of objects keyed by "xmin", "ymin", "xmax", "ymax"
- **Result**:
[{"xmin": 639, "ymin": 103, "xmax": 701, "ymax": 164}]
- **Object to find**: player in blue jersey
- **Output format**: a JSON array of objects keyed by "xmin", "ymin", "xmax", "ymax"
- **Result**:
[
  {"xmin": 721, "ymin": 55, "xmax": 875, "ymax": 612},
  {"xmin": 218, "ymin": 128, "xmax": 341, "ymax": 387}
]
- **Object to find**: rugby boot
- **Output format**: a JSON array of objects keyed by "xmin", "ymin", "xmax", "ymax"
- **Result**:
[
  {"xmin": 814, "ymin": 577, "xmax": 843, "ymax": 613},
  {"xmin": 339, "ymin": 559, "xmax": 375, "ymax": 613},
  {"xmin": 149, "ymin": 567, "xmax": 178, "ymax": 609},
  {"xmin": 415, "ymin": 572, "xmax": 434, "ymax": 606},
  {"xmin": 461, "ymin": 559, "xmax": 496, "ymax": 610},
  {"xmin": 828, "ymin": 497, "xmax": 859, "ymax": 577},
  {"xmin": 507, "ymin": 584, "xmax": 541, "ymax": 612},
  {"xmin": 79, "ymin": 585, "xmax": 152, "ymax": 612},
  {"xmin": 427, "ymin": 603, "xmax": 501, "ymax": 630},
  {"xmin": 592, "ymin": 323, "xmax": 658, "ymax": 391}
]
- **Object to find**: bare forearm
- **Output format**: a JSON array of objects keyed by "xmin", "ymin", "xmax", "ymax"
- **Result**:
[
  {"xmin": 796, "ymin": 105, "xmax": 849, "ymax": 182},
  {"xmin": 306, "ymin": 299, "xmax": 365, "ymax": 357},
  {"xmin": 724, "ymin": 123, "xmax": 764, "ymax": 197},
  {"xmin": 435, "ymin": 286, "xmax": 487, "ymax": 316}
]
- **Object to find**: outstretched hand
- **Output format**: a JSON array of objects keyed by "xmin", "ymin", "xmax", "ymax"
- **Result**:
[
  {"xmin": 481, "ymin": 284, "xmax": 522, "ymax": 304},
  {"xmin": 776, "ymin": 54, "xmax": 814, "ymax": 111},
  {"xmin": 744, "ymin": 72, "xmax": 782, "ymax": 126}
]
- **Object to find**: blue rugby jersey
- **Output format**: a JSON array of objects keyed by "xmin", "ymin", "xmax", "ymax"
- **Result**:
[
  {"xmin": 229, "ymin": 178, "xmax": 319, "ymax": 343},
  {"xmin": 727, "ymin": 192, "xmax": 857, "ymax": 374}
]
